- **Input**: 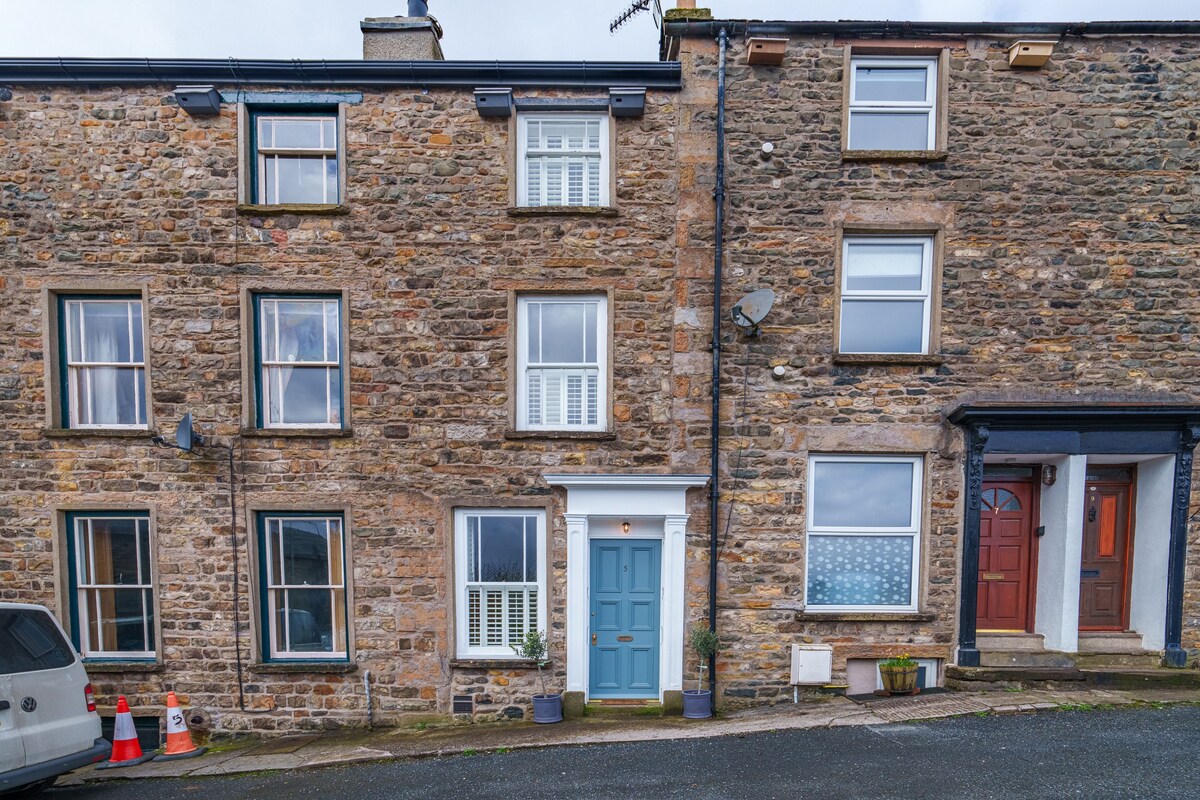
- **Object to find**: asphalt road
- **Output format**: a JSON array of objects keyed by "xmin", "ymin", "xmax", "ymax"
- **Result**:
[{"xmin": 45, "ymin": 705, "xmax": 1200, "ymax": 800}]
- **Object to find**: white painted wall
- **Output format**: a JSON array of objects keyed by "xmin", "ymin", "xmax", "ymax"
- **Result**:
[
  {"xmin": 1129, "ymin": 455, "xmax": 1174, "ymax": 651},
  {"xmin": 1034, "ymin": 454, "xmax": 1086, "ymax": 652}
]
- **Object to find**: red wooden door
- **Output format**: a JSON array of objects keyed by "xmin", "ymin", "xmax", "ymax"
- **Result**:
[
  {"xmin": 976, "ymin": 481, "xmax": 1035, "ymax": 631},
  {"xmin": 1079, "ymin": 481, "xmax": 1132, "ymax": 630}
]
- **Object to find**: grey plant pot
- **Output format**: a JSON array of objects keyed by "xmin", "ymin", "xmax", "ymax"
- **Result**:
[
  {"xmin": 682, "ymin": 689, "xmax": 712, "ymax": 719},
  {"xmin": 532, "ymin": 693, "xmax": 563, "ymax": 724}
]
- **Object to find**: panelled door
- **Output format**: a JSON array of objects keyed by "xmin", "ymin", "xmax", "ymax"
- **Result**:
[
  {"xmin": 589, "ymin": 539, "xmax": 660, "ymax": 699},
  {"xmin": 1079, "ymin": 478, "xmax": 1133, "ymax": 630},
  {"xmin": 976, "ymin": 481, "xmax": 1036, "ymax": 631}
]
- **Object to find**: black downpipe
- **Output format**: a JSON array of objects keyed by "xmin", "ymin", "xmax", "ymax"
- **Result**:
[{"xmin": 708, "ymin": 27, "xmax": 727, "ymax": 712}]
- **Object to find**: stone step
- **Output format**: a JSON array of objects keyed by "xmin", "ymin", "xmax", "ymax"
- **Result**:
[
  {"xmin": 979, "ymin": 650, "xmax": 1077, "ymax": 669},
  {"xmin": 1077, "ymin": 632, "xmax": 1149, "ymax": 654},
  {"xmin": 1082, "ymin": 668, "xmax": 1200, "ymax": 690},
  {"xmin": 585, "ymin": 700, "xmax": 664, "ymax": 717},
  {"xmin": 945, "ymin": 665, "xmax": 1086, "ymax": 692},
  {"xmin": 1073, "ymin": 652, "xmax": 1164, "ymax": 669},
  {"xmin": 977, "ymin": 632, "xmax": 1046, "ymax": 652}
]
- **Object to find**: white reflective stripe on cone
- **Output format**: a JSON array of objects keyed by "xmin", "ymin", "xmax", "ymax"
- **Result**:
[
  {"xmin": 113, "ymin": 711, "xmax": 138, "ymax": 741},
  {"xmin": 167, "ymin": 707, "xmax": 187, "ymax": 735}
]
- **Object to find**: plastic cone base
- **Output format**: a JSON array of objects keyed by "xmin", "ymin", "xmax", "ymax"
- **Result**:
[
  {"xmin": 96, "ymin": 752, "xmax": 157, "ymax": 769},
  {"xmin": 154, "ymin": 746, "xmax": 208, "ymax": 762}
]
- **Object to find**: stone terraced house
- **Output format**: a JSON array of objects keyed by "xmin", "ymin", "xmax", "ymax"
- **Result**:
[{"xmin": 1, "ymin": 4, "xmax": 1199, "ymax": 736}]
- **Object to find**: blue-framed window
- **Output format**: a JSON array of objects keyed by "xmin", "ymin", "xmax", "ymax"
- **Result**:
[
  {"xmin": 58, "ymin": 296, "xmax": 147, "ymax": 429},
  {"xmin": 256, "ymin": 512, "xmax": 348, "ymax": 662},
  {"xmin": 250, "ymin": 110, "xmax": 340, "ymax": 205},
  {"xmin": 65, "ymin": 511, "xmax": 156, "ymax": 660},
  {"xmin": 253, "ymin": 294, "xmax": 344, "ymax": 429}
]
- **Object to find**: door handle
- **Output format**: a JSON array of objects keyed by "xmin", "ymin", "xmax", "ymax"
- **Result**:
[{"xmin": 591, "ymin": 633, "xmax": 597, "ymax": 646}]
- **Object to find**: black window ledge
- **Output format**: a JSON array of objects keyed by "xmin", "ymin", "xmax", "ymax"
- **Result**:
[
  {"xmin": 250, "ymin": 662, "xmax": 357, "ymax": 674},
  {"xmin": 44, "ymin": 428, "xmax": 152, "ymax": 439},
  {"xmin": 237, "ymin": 203, "xmax": 350, "ymax": 216},
  {"xmin": 240, "ymin": 427, "xmax": 354, "ymax": 438},
  {"xmin": 507, "ymin": 206, "xmax": 618, "ymax": 217},
  {"xmin": 832, "ymin": 353, "xmax": 946, "ymax": 367},
  {"xmin": 82, "ymin": 660, "xmax": 164, "ymax": 673},
  {"xmin": 505, "ymin": 429, "xmax": 617, "ymax": 441}
]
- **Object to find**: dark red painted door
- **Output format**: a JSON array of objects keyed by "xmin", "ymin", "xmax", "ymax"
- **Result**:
[
  {"xmin": 976, "ymin": 481, "xmax": 1034, "ymax": 631},
  {"xmin": 1079, "ymin": 481, "xmax": 1132, "ymax": 630}
]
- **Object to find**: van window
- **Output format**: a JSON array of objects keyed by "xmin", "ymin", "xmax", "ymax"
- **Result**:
[{"xmin": 0, "ymin": 609, "xmax": 76, "ymax": 674}]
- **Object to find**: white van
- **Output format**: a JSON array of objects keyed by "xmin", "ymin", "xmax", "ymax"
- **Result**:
[{"xmin": 0, "ymin": 603, "xmax": 111, "ymax": 795}]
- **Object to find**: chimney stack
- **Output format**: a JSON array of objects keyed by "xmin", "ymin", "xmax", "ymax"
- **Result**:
[{"xmin": 361, "ymin": 3, "xmax": 444, "ymax": 61}]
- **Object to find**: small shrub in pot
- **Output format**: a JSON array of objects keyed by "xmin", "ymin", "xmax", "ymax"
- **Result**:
[
  {"xmin": 512, "ymin": 630, "xmax": 562, "ymax": 723},
  {"xmin": 683, "ymin": 624, "xmax": 722, "ymax": 719}
]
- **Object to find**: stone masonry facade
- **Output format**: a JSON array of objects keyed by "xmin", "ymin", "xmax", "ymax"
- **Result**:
[
  {"xmin": 665, "ymin": 26, "xmax": 1200, "ymax": 703},
  {"xmin": 0, "ymin": 76, "xmax": 720, "ymax": 731},
  {"xmin": 2, "ymin": 18, "xmax": 1200, "ymax": 732}
]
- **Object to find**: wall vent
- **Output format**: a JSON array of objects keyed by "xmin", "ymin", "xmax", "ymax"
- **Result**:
[{"xmin": 452, "ymin": 695, "xmax": 474, "ymax": 715}]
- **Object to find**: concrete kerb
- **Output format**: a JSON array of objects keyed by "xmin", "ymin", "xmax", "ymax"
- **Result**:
[{"xmin": 61, "ymin": 688, "xmax": 1200, "ymax": 786}]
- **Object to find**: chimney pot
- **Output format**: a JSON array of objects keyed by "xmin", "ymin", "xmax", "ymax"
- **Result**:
[{"xmin": 408, "ymin": 0, "xmax": 428, "ymax": 16}]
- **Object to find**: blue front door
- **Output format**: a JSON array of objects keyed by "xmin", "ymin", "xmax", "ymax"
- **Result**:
[{"xmin": 589, "ymin": 538, "xmax": 661, "ymax": 699}]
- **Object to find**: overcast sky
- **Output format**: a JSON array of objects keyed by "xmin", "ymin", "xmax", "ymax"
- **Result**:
[{"xmin": 3, "ymin": 1, "xmax": 1197, "ymax": 61}]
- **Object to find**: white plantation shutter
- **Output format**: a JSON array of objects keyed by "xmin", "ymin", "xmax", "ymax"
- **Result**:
[
  {"xmin": 518, "ymin": 296, "xmax": 607, "ymax": 431},
  {"xmin": 520, "ymin": 115, "xmax": 607, "ymax": 207}
]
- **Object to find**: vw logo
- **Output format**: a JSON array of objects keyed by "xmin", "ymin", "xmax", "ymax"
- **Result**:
[{"xmin": 20, "ymin": 697, "xmax": 37, "ymax": 713}]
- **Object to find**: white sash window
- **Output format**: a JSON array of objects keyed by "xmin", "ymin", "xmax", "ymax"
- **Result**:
[
  {"xmin": 71, "ymin": 514, "xmax": 155, "ymax": 659},
  {"xmin": 848, "ymin": 56, "xmax": 938, "ymax": 151},
  {"xmin": 839, "ymin": 236, "xmax": 933, "ymax": 355},
  {"xmin": 257, "ymin": 296, "xmax": 343, "ymax": 428},
  {"xmin": 455, "ymin": 510, "xmax": 547, "ymax": 658},
  {"xmin": 516, "ymin": 295, "xmax": 607, "ymax": 431},
  {"xmin": 63, "ymin": 298, "xmax": 147, "ymax": 429},
  {"xmin": 262, "ymin": 514, "xmax": 348, "ymax": 660},
  {"xmin": 255, "ymin": 114, "xmax": 340, "ymax": 205},
  {"xmin": 517, "ymin": 114, "xmax": 609, "ymax": 207}
]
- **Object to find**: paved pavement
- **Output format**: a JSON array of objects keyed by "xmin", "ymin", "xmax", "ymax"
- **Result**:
[{"xmin": 45, "ymin": 705, "xmax": 1200, "ymax": 799}]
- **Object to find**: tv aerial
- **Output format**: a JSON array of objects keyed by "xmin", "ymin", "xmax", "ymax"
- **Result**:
[
  {"xmin": 610, "ymin": 0, "xmax": 662, "ymax": 34},
  {"xmin": 731, "ymin": 288, "xmax": 776, "ymax": 336}
]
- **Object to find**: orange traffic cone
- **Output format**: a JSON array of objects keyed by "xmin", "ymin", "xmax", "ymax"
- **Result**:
[
  {"xmin": 97, "ymin": 696, "xmax": 155, "ymax": 769},
  {"xmin": 155, "ymin": 691, "xmax": 207, "ymax": 761}
]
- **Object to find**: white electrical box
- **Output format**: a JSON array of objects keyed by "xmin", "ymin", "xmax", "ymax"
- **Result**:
[{"xmin": 790, "ymin": 643, "xmax": 833, "ymax": 685}]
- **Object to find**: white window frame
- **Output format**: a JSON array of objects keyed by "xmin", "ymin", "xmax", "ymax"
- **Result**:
[
  {"xmin": 839, "ymin": 235, "xmax": 933, "ymax": 355},
  {"xmin": 255, "ymin": 113, "xmax": 340, "ymax": 205},
  {"xmin": 262, "ymin": 514, "xmax": 348, "ymax": 661},
  {"xmin": 516, "ymin": 113, "xmax": 610, "ymax": 208},
  {"xmin": 847, "ymin": 56, "xmax": 938, "ymax": 151},
  {"xmin": 804, "ymin": 454, "xmax": 923, "ymax": 613},
  {"xmin": 454, "ymin": 508, "xmax": 548, "ymax": 659},
  {"xmin": 257, "ymin": 296, "xmax": 343, "ymax": 430},
  {"xmin": 73, "ymin": 515, "xmax": 155, "ymax": 659},
  {"xmin": 63, "ymin": 298, "xmax": 148, "ymax": 430},
  {"xmin": 515, "ymin": 294, "xmax": 608, "ymax": 432}
]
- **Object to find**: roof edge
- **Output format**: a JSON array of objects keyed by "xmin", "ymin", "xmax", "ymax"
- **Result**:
[
  {"xmin": 664, "ymin": 19, "xmax": 1200, "ymax": 38},
  {"xmin": 0, "ymin": 59, "xmax": 682, "ymax": 90}
]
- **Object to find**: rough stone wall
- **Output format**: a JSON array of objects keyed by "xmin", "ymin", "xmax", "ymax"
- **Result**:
[
  {"xmin": 675, "ymin": 33, "xmax": 1200, "ymax": 703},
  {"xmin": 0, "ymin": 83, "xmax": 713, "ymax": 731}
]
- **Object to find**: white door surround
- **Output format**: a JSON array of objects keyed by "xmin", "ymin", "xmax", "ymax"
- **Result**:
[{"xmin": 544, "ymin": 473, "xmax": 708, "ymax": 702}]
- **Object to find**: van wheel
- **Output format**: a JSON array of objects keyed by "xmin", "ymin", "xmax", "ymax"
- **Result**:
[{"xmin": 8, "ymin": 778, "xmax": 56, "ymax": 796}]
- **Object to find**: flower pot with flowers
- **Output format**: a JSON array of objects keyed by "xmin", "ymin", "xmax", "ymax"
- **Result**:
[{"xmin": 877, "ymin": 653, "xmax": 920, "ymax": 697}]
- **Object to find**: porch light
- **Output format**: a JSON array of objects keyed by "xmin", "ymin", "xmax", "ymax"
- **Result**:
[
  {"xmin": 621, "ymin": 520, "xmax": 631, "ymax": 534},
  {"xmin": 1042, "ymin": 464, "xmax": 1057, "ymax": 486}
]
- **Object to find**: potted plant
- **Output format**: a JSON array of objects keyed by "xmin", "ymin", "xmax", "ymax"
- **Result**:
[
  {"xmin": 683, "ymin": 625, "xmax": 721, "ymax": 719},
  {"xmin": 878, "ymin": 653, "xmax": 920, "ymax": 697},
  {"xmin": 512, "ymin": 630, "xmax": 562, "ymax": 723}
]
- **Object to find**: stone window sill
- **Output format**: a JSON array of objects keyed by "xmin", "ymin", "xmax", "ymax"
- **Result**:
[
  {"xmin": 450, "ymin": 658, "xmax": 549, "ymax": 670},
  {"xmin": 794, "ymin": 612, "xmax": 938, "ymax": 623},
  {"xmin": 504, "ymin": 429, "xmax": 617, "ymax": 441},
  {"xmin": 507, "ymin": 206, "xmax": 618, "ymax": 218},
  {"xmin": 236, "ymin": 204, "xmax": 350, "ymax": 216},
  {"xmin": 249, "ymin": 662, "xmax": 357, "ymax": 674},
  {"xmin": 832, "ymin": 353, "xmax": 946, "ymax": 367},
  {"xmin": 841, "ymin": 149, "xmax": 948, "ymax": 163},
  {"xmin": 240, "ymin": 427, "xmax": 355, "ymax": 438},
  {"xmin": 44, "ymin": 428, "xmax": 152, "ymax": 439},
  {"xmin": 82, "ymin": 660, "xmax": 164, "ymax": 673}
]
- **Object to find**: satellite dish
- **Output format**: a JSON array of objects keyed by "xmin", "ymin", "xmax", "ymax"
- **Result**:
[
  {"xmin": 175, "ymin": 413, "xmax": 203, "ymax": 453},
  {"xmin": 731, "ymin": 288, "xmax": 776, "ymax": 333}
]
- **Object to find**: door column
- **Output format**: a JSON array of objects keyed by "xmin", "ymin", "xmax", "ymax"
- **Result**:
[
  {"xmin": 1034, "ymin": 455, "xmax": 1086, "ymax": 652},
  {"xmin": 662, "ymin": 514, "xmax": 689, "ymax": 695},
  {"xmin": 564, "ymin": 513, "xmax": 589, "ymax": 696}
]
